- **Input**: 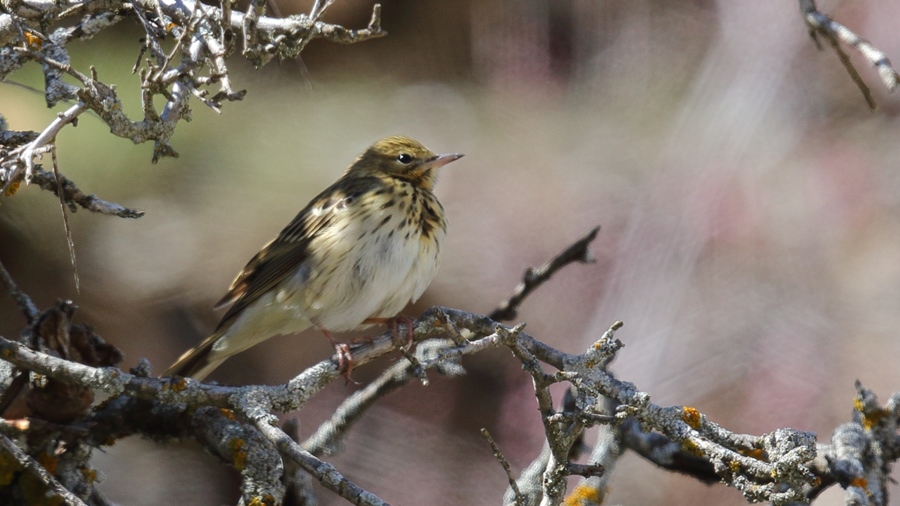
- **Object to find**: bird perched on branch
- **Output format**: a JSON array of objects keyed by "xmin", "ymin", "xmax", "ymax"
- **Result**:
[{"xmin": 163, "ymin": 136, "xmax": 463, "ymax": 380}]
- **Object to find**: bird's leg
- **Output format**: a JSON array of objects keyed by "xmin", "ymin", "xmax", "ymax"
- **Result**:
[
  {"xmin": 363, "ymin": 316, "xmax": 416, "ymax": 350},
  {"xmin": 319, "ymin": 328, "xmax": 355, "ymax": 383}
]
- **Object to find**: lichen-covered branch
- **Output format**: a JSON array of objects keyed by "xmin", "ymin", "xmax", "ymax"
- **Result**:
[
  {"xmin": 0, "ymin": 249, "xmax": 898, "ymax": 504},
  {"xmin": 0, "ymin": 0, "xmax": 386, "ymax": 211}
]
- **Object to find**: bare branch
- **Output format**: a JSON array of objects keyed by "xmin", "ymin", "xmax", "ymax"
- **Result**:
[
  {"xmin": 491, "ymin": 226, "xmax": 600, "ymax": 321},
  {"xmin": 0, "ymin": 0, "xmax": 385, "ymax": 207},
  {"xmin": 0, "ymin": 102, "xmax": 85, "ymax": 190},
  {"xmin": 250, "ymin": 414, "xmax": 390, "ymax": 506},
  {"xmin": 0, "ymin": 286, "xmax": 893, "ymax": 505},
  {"xmin": 801, "ymin": 0, "xmax": 899, "ymax": 108},
  {"xmin": 0, "ymin": 258, "xmax": 40, "ymax": 323},
  {"xmin": 29, "ymin": 166, "xmax": 145, "ymax": 218},
  {"xmin": 482, "ymin": 428, "xmax": 524, "ymax": 506}
]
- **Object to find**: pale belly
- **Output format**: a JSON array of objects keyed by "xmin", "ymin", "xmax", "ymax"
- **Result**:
[{"xmin": 282, "ymin": 204, "xmax": 444, "ymax": 331}]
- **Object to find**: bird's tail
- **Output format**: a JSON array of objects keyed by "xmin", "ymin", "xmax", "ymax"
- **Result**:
[{"xmin": 161, "ymin": 330, "xmax": 228, "ymax": 380}]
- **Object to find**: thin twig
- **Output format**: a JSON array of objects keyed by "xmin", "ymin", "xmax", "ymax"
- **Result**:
[
  {"xmin": 2, "ymin": 102, "xmax": 86, "ymax": 190},
  {"xmin": 481, "ymin": 428, "xmax": 524, "ymax": 506},
  {"xmin": 251, "ymin": 416, "xmax": 390, "ymax": 506},
  {"xmin": 567, "ymin": 463, "xmax": 605, "ymax": 478},
  {"xmin": 29, "ymin": 167, "xmax": 145, "ymax": 218},
  {"xmin": 801, "ymin": 0, "xmax": 899, "ymax": 108},
  {"xmin": 51, "ymin": 144, "xmax": 79, "ymax": 291},
  {"xmin": 0, "ymin": 258, "xmax": 40, "ymax": 323},
  {"xmin": 304, "ymin": 332, "xmax": 501, "ymax": 455},
  {"xmin": 491, "ymin": 226, "xmax": 600, "ymax": 321}
]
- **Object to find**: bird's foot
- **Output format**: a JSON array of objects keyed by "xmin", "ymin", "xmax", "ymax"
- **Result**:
[
  {"xmin": 321, "ymin": 329, "xmax": 357, "ymax": 384},
  {"xmin": 364, "ymin": 316, "xmax": 416, "ymax": 350}
]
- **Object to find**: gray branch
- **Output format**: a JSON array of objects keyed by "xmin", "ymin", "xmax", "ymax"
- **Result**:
[
  {"xmin": 800, "ymin": 0, "xmax": 899, "ymax": 109},
  {"xmin": 0, "ymin": 0, "xmax": 385, "ymax": 212},
  {"xmin": 0, "ymin": 246, "xmax": 897, "ymax": 504}
]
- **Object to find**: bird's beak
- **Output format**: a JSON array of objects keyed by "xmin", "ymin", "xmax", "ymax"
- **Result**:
[{"xmin": 425, "ymin": 153, "xmax": 464, "ymax": 169}]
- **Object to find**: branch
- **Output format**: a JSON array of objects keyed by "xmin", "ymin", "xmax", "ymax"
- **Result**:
[
  {"xmin": 482, "ymin": 428, "xmax": 524, "ymax": 506},
  {"xmin": 0, "ymin": 258, "xmax": 40, "ymax": 323},
  {"xmin": 28, "ymin": 166, "xmax": 144, "ymax": 218},
  {"xmin": 491, "ymin": 226, "xmax": 600, "ymax": 321},
  {"xmin": 0, "ymin": 257, "xmax": 896, "ymax": 504},
  {"xmin": 251, "ymin": 413, "xmax": 390, "ymax": 506},
  {"xmin": 191, "ymin": 407, "xmax": 285, "ymax": 505},
  {"xmin": 1, "ymin": 102, "xmax": 85, "ymax": 188},
  {"xmin": 0, "ymin": 0, "xmax": 385, "ymax": 208},
  {"xmin": 801, "ymin": 0, "xmax": 899, "ymax": 109}
]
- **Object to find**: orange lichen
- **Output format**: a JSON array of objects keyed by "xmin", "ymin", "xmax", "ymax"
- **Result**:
[
  {"xmin": 562, "ymin": 482, "xmax": 605, "ymax": 505},
  {"xmin": 81, "ymin": 467, "xmax": 98, "ymax": 483},
  {"xmin": 4, "ymin": 181, "xmax": 20, "ymax": 196},
  {"xmin": 681, "ymin": 406, "xmax": 702, "ymax": 430},
  {"xmin": 228, "ymin": 438, "xmax": 247, "ymax": 470},
  {"xmin": 36, "ymin": 453, "xmax": 57, "ymax": 475},
  {"xmin": 23, "ymin": 32, "xmax": 43, "ymax": 49},
  {"xmin": 739, "ymin": 448, "xmax": 768, "ymax": 461},
  {"xmin": 852, "ymin": 397, "xmax": 888, "ymax": 430},
  {"xmin": 219, "ymin": 408, "xmax": 236, "ymax": 420},
  {"xmin": 850, "ymin": 477, "xmax": 868, "ymax": 489},
  {"xmin": 682, "ymin": 439, "xmax": 704, "ymax": 457},
  {"xmin": 168, "ymin": 378, "xmax": 188, "ymax": 392},
  {"xmin": 729, "ymin": 460, "xmax": 741, "ymax": 473},
  {"xmin": 247, "ymin": 494, "xmax": 277, "ymax": 506}
]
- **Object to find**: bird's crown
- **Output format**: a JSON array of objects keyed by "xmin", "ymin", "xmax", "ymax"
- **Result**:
[{"xmin": 346, "ymin": 135, "xmax": 442, "ymax": 189}]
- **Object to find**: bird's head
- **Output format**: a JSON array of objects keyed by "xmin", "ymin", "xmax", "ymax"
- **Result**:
[{"xmin": 347, "ymin": 136, "xmax": 463, "ymax": 191}]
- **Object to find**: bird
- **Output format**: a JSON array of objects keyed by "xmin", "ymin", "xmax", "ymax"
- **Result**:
[{"xmin": 163, "ymin": 136, "xmax": 463, "ymax": 380}]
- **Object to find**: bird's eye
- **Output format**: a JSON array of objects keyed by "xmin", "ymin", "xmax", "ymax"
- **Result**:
[{"xmin": 397, "ymin": 153, "xmax": 413, "ymax": 164}]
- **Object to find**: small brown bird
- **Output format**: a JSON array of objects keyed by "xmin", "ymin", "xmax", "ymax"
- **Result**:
[{"xmin": 164, "ymin": 136, "xmax": 463, "ymax": 380}]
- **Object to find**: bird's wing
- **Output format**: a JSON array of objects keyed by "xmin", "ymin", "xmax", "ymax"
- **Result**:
[{"xmin": 212, "ymin": 177, "xmax": 374, "ymax": 326}]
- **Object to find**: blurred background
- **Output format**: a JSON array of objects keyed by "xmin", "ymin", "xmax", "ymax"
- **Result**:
[{"xmin": 2, "ymin": 0, "xmax": 900, "ymax": 504}]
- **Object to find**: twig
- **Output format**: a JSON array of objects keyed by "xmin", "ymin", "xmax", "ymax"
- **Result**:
[
  {"xmin": 304, "ymin": 331, "xmax": 501, "ymax": 455},
  {"xmin": 801, "ymin": 0, "xmax": 899, "ymax": 108},
  {"xmin": 567, "ymin": 463, "xmax": 605, "ymax": 478},
  {"xmin": 0, "ymin": 434, "xmax": 88, "ymax": 506},
  {"xmin": 29, "ymin": 167, "xmax": 144, "ymax": 218},
  {"xmin": 506, "ymin": 443, "xmax": 551, "ymax": 505},
  {"xmin": 619, "ymin": 417, "xmax": 718, "ymax": 483},
  {"xmin": 51, "ymin": 144, "xmax": 79, "ymax": 291},
  {"xmin": 0, "ymin": 258, "xmax": 40, "ymax": 323},
  {"xmin": 251, "ymin": 415, "xmax": 390, "ymax": 506},
  {"xmin": 567, "ymin": 396, "xmax": 622, "ymax": 506},
  {"xmin": 1, "ymin": 0, "xmax": 386, "ymax": 210},
  {"xmin": 1, "ymin": 102, "xmax": 86, "ymax": 190},
  {"xmin": 481, "ymin": 428, "xmax": 524, "ymax": 506},
  {"xmin": 491, "ymin": 226, "xmax": 600, "ymax": 321},
  {"xmin": 505, "ymin": 327, "xmax": 584, "ymax": 505},
  {"xmin": 302, "ymin": 354, "xmax": 418, "ymax": 456},
  {"xmin": 282, "ymin": 419, "xmax": 318, "ymax": 505}
]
